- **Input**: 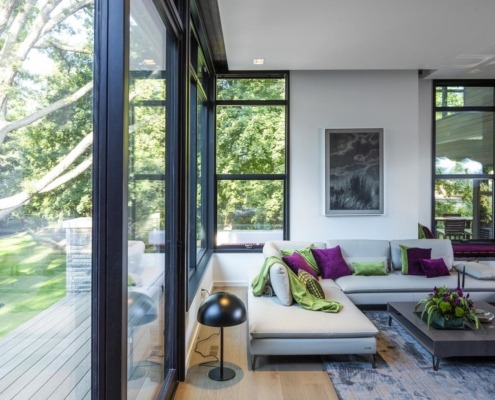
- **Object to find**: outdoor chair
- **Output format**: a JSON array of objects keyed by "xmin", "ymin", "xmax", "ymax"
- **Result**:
[{"xmin": 444, "ymin": 218, "xmax": 468, "ymax": 240}]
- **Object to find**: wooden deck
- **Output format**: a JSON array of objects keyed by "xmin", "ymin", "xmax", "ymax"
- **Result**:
[
  {"xmin": 0, "ymin": 293, "xmax": 91, "ymax": 400},
  {"xmin": 0, "ymin": 291, "xmax": 164, "ymax": 400}
]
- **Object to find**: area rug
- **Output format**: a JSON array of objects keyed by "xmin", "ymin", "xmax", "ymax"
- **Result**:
[{"xmin": 323, "ymin": 311, "xmax": 495, "ymax": 400}]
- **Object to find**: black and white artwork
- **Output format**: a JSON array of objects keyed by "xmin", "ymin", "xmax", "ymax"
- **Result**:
[{"xmin": 324, "ymin": 128, "xmax": 384, "ymax": 215}]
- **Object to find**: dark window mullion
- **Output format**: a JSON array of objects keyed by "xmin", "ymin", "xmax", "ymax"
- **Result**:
[
  {"xmin": 216, "ymin": 174, "xmax": 286, "ymax": 181},
  {"xmin": 216, "ymin": 99, "xmax": 286, "ymax": 107},
  {"xmin": 435, "ymin": 106, "xmax": 495, "ymax": 112}
]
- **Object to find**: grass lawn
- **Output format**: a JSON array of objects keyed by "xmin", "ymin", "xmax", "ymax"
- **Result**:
[{"xmin": 0, "ymin": 232, "xmax": 66, "ymax": 337}]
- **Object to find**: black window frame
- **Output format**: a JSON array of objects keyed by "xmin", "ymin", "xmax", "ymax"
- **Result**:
[
  {"xmin": 432, "ymin": 79, "xmax": 495, "ymax": 242},
  {"xmin": 214, "ymin": 72, "xmax": 290, "ymax": 252},
  {"xmin": 93, "ymin": 0, "xmax": 184, "ymax": 397},
  {"xmin": 186, "ymin": 13, "xmax": 215, "ymax": 307}
]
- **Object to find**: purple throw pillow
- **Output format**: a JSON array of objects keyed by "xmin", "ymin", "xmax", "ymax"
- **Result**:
[
  {"xmin": 420, "ymin": 258, "xmax": 450, "ymax": 278},
  {"xmin": 282, "ymin": 252, "xmax": 318, "ymax": 279},
  {"xmin": 310, "ymin": 246, "xmax": 351, "ymax": 280},
  {"xmin": 422, "ymin": 225, "xmax": 435, "ymax": 239},
  {"xmin": 406, "ymin": 247, "xmax": 432, "ymax": 275}
]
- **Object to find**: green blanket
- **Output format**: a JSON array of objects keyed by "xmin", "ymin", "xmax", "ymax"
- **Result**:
[{"xmin": 252, "ymin": 256, "xmax": 343, "ymax": 313}]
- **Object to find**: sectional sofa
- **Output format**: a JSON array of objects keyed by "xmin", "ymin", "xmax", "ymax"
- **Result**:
[{"xmin": 247, "ymin": 239, "xmax": 495, "ymax": 369}]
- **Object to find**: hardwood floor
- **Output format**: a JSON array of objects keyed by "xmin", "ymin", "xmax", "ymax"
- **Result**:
[{"xmin": 174, "ymin": 287, "xmax": 339, "ymax": 400}]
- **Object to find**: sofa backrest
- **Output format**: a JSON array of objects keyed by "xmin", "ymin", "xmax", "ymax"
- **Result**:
[
  {"xmin": 389, "ymin": 239, "xmax": 454, "ymax": 270},
  {"xmin": 326, "ymin": 239, "xmax": 391, "ymax": 271},
  {"xmin": 262, "ymin": 240, "xmax": 326, "ymax": 258}
]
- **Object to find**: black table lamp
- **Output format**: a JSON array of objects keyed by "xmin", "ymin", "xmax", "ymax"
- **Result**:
[{"xmin": 197, "ymin": 291, "xmax": 247, "ymax": 381}]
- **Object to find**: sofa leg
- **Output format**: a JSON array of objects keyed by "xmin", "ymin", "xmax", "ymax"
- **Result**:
[
  {"xmin": 248, "ymin": 352, "xmax": 257, "ymax": 371},
  {"xmin": 371, "ymin": 354, "xmax": 377, "ymax": 368},
  {"xmin": 251, "ymin": 355, "xmax": 257, "ymax": 371}
]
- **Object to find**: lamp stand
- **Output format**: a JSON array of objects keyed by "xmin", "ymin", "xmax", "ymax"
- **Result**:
[{"xmin": 208, "ymin": 327, "xmax": 236, "ymax": 381}]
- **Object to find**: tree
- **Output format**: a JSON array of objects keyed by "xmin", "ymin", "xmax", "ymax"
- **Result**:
[
  {"xmin": 216, "ymin": 78, "xmax": 286, "ymax": 230},
  {"xmin": 0, "ymin": 0, "xmax": 93, "ymax": 223}
]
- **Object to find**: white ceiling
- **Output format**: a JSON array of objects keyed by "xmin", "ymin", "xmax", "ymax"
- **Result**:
[{"xmin": 217, "ymin": 0, "xmax": 495, "ymax": 78}]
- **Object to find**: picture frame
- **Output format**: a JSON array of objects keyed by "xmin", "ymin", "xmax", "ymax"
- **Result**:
[{"xmin": 324, "ymin": 128, "xmax": 384, "ymax": 216}]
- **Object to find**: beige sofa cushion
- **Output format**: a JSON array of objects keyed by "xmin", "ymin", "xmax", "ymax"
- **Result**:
[
  {"xmin": 389, "ymin": 239, "xmax": 454, "ymax": 271},
  {"xmin": 326, "ymin": 239, "xmax": 390, "ymax": 271},
  {"xmin": 263, "ymin": 240, "xmax": 326, "ymax": 258},
  {"xmin": 249, "ymin": 280, "xmax": 378, "ymax": 339},
  {"xmin": 269, "ymin": 262, "xmax": 293, "ymax": 306}
]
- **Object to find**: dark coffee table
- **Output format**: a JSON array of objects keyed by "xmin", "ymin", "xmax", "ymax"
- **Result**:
[{"xmin": 387, "ymin": 301, "xmax": 495, "ymax": 370}]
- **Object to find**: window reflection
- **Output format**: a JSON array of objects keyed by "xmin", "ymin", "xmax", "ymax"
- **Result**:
[
  {"xmin": 0, "ymin": 1, "xmax": 94, "ymax": 397},
  {"xmin": 128, "ymin": 0, "xmax": 167, "ymax": 397}
]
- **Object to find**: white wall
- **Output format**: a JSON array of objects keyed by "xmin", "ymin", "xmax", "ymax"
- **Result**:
[
  {"xmin": 418, "ymin": 78, "xmax": 433, "ymax": 226},
  {"xmin": 184, "ymin": 253, "xmax": 263, "ymax": 371},
  {"xmin": 290, "ymin": 70, "xmax": 427, "ymax": 240}
]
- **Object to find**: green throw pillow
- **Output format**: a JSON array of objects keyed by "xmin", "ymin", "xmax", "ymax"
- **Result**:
[
  {"xmin": 281, "ymin": 245, "xmax": 320, "ymax": 275},
  {"xmin": 400, "ymin": 245, "xmax": 410, "ymax": 274},
  {"xmin": 352, "ymin": 261, "xmax": 387, "ymax": 276},
  {"xmin": 298, "ymin": 270, "xmax": 325, "ymax": 299}
]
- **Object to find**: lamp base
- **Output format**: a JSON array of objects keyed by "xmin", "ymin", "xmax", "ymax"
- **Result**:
[{"xmin": 208, "ymin": 367, "xmax": 236, "ymax": 381}]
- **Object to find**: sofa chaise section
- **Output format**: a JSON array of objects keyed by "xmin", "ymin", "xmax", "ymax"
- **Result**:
[
  {"xmin": 248, "ymin": 238, "xmax": 495, "ymax": 370},
  {"xmin": 248, "ymin": 278, "xmax": 378, "ymax": 370}
]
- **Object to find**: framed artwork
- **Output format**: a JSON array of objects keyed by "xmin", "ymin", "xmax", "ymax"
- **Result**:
[{"xmin": 324, "ymin": 128, "xmax": 384, "ymax": 215}]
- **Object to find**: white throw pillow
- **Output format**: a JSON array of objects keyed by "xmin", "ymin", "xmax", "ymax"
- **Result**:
[{"xmin": 269, "ymin": 263, "xmax": 293, "ymax": 306}]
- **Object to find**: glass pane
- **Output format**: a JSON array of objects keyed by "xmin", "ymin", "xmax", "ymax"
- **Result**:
[
  {"xmin": 128, "ymin": 0, "xmax": 166, "ymax": 397},
  {"xmin": 0, "ymin": 1, "xmax": 93, "ymax": 397},
  {"xmin": 217, "ymin": 180, "xmax": 284, "ymax": 246},
  {"xmin": 434, "ymin": 179, "xmax": 493, "ymax": 240},
  {"xmin": 435, "ymin": 86, "xmax": 494, "ymax": 107},
  {"xmin": 196, "ymin": 95, "xmax": 207, "ymax": 252},
  {"xmin": 435, "ymin": 112, "xmax": 494, "ymax": 174},
  {"xmin": 216, "ymin": 106, "xmax": 285, "ymax": 174},
  {"xmin": 217, "ymin": 78, "xmax": 285, "ymax": 100}
]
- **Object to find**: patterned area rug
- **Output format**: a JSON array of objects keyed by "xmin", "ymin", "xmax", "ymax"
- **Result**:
[{"xmin": 323, "ymin": 311, "xmax": 495, "ymax": 400}]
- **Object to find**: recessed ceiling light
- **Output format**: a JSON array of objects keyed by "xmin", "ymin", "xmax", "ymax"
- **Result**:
[{"xmin": 253, "ymin": 58, "xmax": 264, "ymax": 65}]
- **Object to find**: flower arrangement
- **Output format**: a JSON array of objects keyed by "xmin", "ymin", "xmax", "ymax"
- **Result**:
[{"xmin": 415, "ymin": 286, "xmax": 480, "ymax": 329}]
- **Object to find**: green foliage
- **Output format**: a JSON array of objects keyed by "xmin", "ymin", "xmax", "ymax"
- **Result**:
[
  {"xmin": 0, "ymin": 233, "xmax": 66, "ymax": 337},
  {"xmin": 216, "ymin": 105, "xmax": 285, "ymax": 174},
  {"xmin": 0, "ymin": 5, "xmax": 94, "ymax": 226},
  {"xmin": 127, "ymin": 78, "xmax": 167, "ymax": 240},
  {"xmin": 216, "ymin": 78, "xmax": 287, "ymax": 231},
  {"xmin": 434, "ymin": 179, "xmax": 473, "ymax": 217},
  {"xmin": 217, "ymin": 78, "xmax": 285, "ymax": 101},
  {"xmin": 217, "ymin": 180, "xmax": 283, "ymax": 230},
  {"xmin": 415, "ymin": 286, "xmax": 480, "ymax": 329}
]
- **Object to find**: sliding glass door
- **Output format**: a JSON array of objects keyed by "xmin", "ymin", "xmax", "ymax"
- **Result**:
[{"xmin": 127, "ymin": 0, "xmax": 176, "ymax": 397}]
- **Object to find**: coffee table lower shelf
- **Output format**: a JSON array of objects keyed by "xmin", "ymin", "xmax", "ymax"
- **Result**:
[{"xmin": 387, "ymin": 301, "xmax": 495, "ymax": 371}]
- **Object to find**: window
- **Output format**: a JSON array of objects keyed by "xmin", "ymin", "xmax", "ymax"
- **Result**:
[
  {"xmin": 216, "ymin": 75, "xmax": 289, "ymax": 249},
  {"xmin": 127, "ymin": 0, "xmax": 170, "ymax": 394},
  {"xmin": 433, "ymin": 81, "xmax": 495, "ymax": 241},
  {"xmin": 0, "ymin": 1, "xmax": 94, "ymax": 397},
  {"xmin": 187, "ymin": 28, "xmax": 213, "ymax": 304}
]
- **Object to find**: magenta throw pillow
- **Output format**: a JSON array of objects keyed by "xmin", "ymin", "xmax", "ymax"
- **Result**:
[
  {"xmin": 311, "ymin": 246, "xmax": 351, "ymax": 280},
  {"xmin": 282, "ymin": 252, "xmax": 318, "ymax": 279},
  {"xmin": 406, "ymin": 247, "xmax": 432, "ymax": 275},
  {"xmin": 420, "ymin": 258, "xmax": 450, "ymax": 278}
]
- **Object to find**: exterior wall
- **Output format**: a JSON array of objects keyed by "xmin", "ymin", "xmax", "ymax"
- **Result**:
[{"xmin": 63, "ymin": 217, "xmax": 92, "ymax": 292}]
